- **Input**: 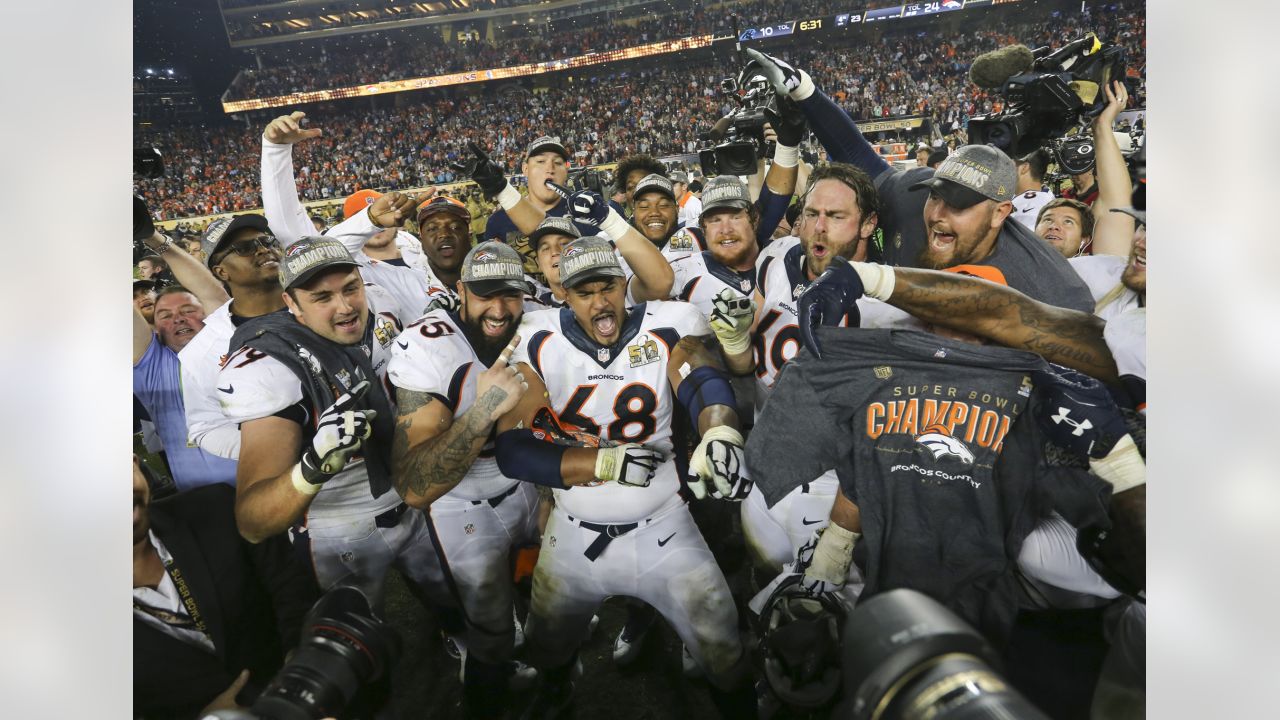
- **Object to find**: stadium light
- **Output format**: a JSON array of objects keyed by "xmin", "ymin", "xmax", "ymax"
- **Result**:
[
  {"xmin": 166, "ymin": 69, "xmax": 174, "ymax": 76},
  {"xmin": 145, "ymin": 68, "xmax": 153, "ymax": 75}
]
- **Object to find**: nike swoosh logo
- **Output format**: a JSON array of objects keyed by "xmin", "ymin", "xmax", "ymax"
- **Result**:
[
  {"xmin": 800, "ymin": 517, "xmax": 821, "ymax": 526},
  {"xmin": 397, "ymin": 341, "xmax": 409, "ymax": 349},
  {"xmin": 217, "ymin": 385, "xmax": 234, "ymax": 394},
  {"xmin": 657, "ymin": 532, "xmax": 676, "ymax": 547}
]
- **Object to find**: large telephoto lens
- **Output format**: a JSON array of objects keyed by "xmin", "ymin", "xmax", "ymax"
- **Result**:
[{"xmin": 839, "ymin": 589, "xmax": 1048, "ymax": 720}]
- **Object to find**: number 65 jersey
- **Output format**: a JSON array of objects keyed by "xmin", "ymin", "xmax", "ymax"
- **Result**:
[
  {"xmin": 386, "ymin": 309, "xmax": 520, "ymax": 502},
  {"xmin": 511, "ymin": 301, "xmax": 710, "ymax": 524}
]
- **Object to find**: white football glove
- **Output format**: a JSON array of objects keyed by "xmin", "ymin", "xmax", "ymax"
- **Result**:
[
  {"xmin": 793, "ymin": 524, "xmax": 859, "ymax": 597},
  {"xmin": 295, "ymin": 381, "xmax": 377, "ymax": 490},
  {"xmin": 709, "ymin": 288, "xmax": 755, "ymax": 356},
  {"xmin": 424, "ymin": 291, "xmax": 460, "ymax": 314},
  {"xmin": 687, "ymin": 426, "xmax": 751, "ymax": 501},
  {"xmin": 595, "ymin": 443, "xmax": 663, "ymax": 488}
]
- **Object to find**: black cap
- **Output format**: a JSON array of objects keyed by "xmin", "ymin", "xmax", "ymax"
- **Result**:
[
  {"xmin": 527, "ymin": 215, "xmax": 581, "ymax": 251},
  {"xmin": 202, "ymin": 213, "xmax": 271, "ymax": 268}
]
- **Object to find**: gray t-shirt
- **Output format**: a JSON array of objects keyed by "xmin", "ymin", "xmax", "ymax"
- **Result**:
[{"xmin": 873, "ymin": 167, "xmax": 1095, "ymax": 313}]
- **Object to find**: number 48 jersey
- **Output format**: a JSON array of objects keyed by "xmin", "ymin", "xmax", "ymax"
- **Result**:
[
  {"xmin": 512, "ymin": 301, "xmax": 709, "ymax": 524},
  {"xmin": 386, "ymin": 309, "xmax": 520, "ymax": 501}
]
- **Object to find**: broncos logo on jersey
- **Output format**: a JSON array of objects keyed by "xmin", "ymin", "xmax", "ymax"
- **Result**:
[{"xmin": 915, "ymin": 424, "xmax": 976, "ymax": 465}]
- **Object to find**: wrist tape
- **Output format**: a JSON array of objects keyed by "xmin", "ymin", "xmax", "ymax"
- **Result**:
[
  {"xmin": 852, "ymin": 262, "xmax": 896, "ymax": 301},
  {"xmin": 1088, "ymin": 434, "xmax": 1146, "ymax": 494},
  {"xmin": 290, "ymin": 463, "xmax": 323, "ymax": 496},
  {"xmin": 772, "ymin": 144, "xmax": 799, "ymax": 168},
  {"xmin": 808, "ymin": 523, "xmax": 859, "ymax": 584},
  {"xmin": 496, "ymin": 183, "xmax": 521, "ymax": 211}
]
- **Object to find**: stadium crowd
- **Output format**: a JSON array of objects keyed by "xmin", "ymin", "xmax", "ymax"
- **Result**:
[
  {"xmin": 226, "ymin": 0, "xmax": 1006, "ymax": 100},
  {"xmin": 135, "ymin": 2, "xmax": 1146, "ymax": 718},
  {"xmin": 140, "ymin": 3, "xmax": 1144, "ymax": 220}
]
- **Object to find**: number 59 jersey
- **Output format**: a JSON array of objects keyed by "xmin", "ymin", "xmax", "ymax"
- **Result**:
[
  {"xmin": 512, "ymin": 301, "xmax": 710, "ymax": 524},
  {"xmin": 386, "ymin": 309, "xmax": 520, "ymax": 501}
]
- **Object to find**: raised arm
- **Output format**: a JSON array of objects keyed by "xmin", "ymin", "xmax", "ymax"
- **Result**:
[
  {"xmin": 551, "ymin": 185, "xmax": 673, "ymax": 302},
  {"xmin": 391, "ymin": 337, "xmax": 528, "ymax": 508},
  {"xmin": 1087, "ymin": 81, "xmax": 1138, "ymax": 257},
  {"xmin": 260, "ymin": 111, "xmax": 324, "ymax": 248},
  {"xmin": 140, "ymin": 231, "xmax": 229, "ymax": 311}
]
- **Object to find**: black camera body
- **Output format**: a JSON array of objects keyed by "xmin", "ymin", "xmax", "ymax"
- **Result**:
[
  {"xmin": 699, "ymin": 71, "xmax": 779, "ymax": 177},
  {"xmin": 968, "ymin": 35, "xmax": 1126, "ymax": 160},
  {"xmin": 569, "ymin": 167, "xmax": 608, "ymax": 196}
]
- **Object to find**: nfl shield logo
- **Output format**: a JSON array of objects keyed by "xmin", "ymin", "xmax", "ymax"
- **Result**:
[
  {"xmin": 597, "ymin": 348, "xmax": 610, "ymax": 363},
  {"xmin": 874, "ymin": 366, "xmax": 893, "ymax": 379},
  {"xmin": 740, "ymin": 279, "xmax": 751, "ymax": 292}
]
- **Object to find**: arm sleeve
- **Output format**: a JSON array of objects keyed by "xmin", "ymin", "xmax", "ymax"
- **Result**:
[
  {"xmin": 324, "ymin": 207, "xmax": 381, "ymax": 255},
  {"xmin": 754, "ymin": 185, "xmax": 791, "ymax": 245},
  {"xmin": 180, "ymin": 348, "xmax": 244, "ymax": 459},
  {"xmin": 798, "ymin": 89, "xmax": 892, "ymax": 178},
  {"xmin": 260, "ymin": 139, "xmax": 317, "ymax": 248}
]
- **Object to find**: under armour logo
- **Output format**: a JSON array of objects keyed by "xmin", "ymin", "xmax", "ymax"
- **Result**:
[{"xmin": 1051, "ymin": 407, "xmax": 1093, "ymax": 436}]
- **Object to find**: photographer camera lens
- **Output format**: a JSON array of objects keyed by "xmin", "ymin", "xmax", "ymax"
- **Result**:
[
  {"xmin": 207, "ymin": 585, "xmax": 400, "ymax": 720},
  {"xmin": 840, "ymin": 589, "xmax": 1047, "ymax": 720}
]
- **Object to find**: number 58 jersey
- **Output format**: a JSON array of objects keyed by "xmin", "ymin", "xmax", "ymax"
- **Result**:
[{"xmin": 512, "ymin": 301, "xmax": 710, "ymax": 524}]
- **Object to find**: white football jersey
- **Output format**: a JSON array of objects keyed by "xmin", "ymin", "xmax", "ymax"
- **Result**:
[
  {"xmin": 1069, "ymin": 254, "xmax": 1141, "ymax": 323},
  {"xmin": 1011, "ymin": 189, "xmax": 1054, "ymax": 231},
  {"xmin": 386, "ymin": 309, "xmax": 520, "ymax": 501},
  {"xmin": 668, "ymin": 250, "xmax": 756, "ymax": 317},
  {"xmin": 1105, "ymin": 307, "xmax": 1146, "ymax": 413},
  {"xmin": 217, "ymin": 300, "xmax": 403, "ymax": 518},
  {"xmin": 512, "ymin": 301, "xmax": 709, "ymax": 523}
]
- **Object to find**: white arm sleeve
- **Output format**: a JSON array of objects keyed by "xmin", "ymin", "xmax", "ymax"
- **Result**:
[
  {"xmin": 260, "ymin": 139, "xmax": 316, "ymax": 248},
  {"xmin": 325, "ymin": 207, "xmax": 381, "ymax": 255}
]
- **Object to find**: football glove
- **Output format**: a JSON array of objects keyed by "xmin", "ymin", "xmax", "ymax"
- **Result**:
[
  {"xmin": 595, "ymin": 443, "xmax": 663, "ymax": 488},
  {"xmin": 450, "ymin": 142, "xmax": 509, "ymax": 199},
  {"xmin": 742, "ymin": 48, "xmax": 815, "ymax": 100},
  {"xmin": 687, "ymin": 426, "xmax": 751, "ymax": 501},
  {"xmin": 793, "ymin": 524, "xmax": 859, "ymax": 597},
  {"xmin": 797, "ymin": 257, "xmax": 864, "ymax": 359},
  {"xmin": 709, "ymin": 288, "xmax": 755, "ymax": 356},
  {"xmin": 424, "ymin": 291, "xmax": 460, "ymax": 314},
  {"xmin": 298, "ymin": 380, "xmax": 377, "ymax": 485}
]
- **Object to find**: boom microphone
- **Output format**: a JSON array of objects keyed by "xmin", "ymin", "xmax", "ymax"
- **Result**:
[{"xmin": 968, "ymin": 44, "xmax": 1035, "ymax": 89}]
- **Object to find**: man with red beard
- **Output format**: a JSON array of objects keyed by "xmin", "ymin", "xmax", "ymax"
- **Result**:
[{"xmin": 743, "ymin": 48, "xmax": 1094, "ymax": 312}]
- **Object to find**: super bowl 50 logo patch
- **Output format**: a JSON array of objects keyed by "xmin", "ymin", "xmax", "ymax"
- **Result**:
[
  {"xmin": 627, "ymin": 334, "xmax": 660, "ymax": 368},
  {"xmin": 373, "ymin": 314, "xmax": 398, "ymax": 347},
  {"xmin": 668, "ymin": 230, "xmax": 695, "ymax": 251}
]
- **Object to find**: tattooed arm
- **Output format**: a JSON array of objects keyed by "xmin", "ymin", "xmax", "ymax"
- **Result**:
[
  {"xmin": 391, "ymin": 337, "xmax": 528, "ymax": 508},
  {"xmin": 887, "ymin": 267, "xmax": 1119, "ymax": 383}
]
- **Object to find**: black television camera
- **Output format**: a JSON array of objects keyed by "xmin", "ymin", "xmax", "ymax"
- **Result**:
[
  {"xmin": 204, "ymin": 585, "xmax": 401, "ymax": 720},
  {"xmin": 568, "ymin": 167, "xmax": 609, "ymax": 196},
  {"xmin": 698, "ymin": 67, "xmax": 782, "ymax": 177},
  {"xmin": 967, "ymin": 35, "xmax": 1126, "ymax": 167}
]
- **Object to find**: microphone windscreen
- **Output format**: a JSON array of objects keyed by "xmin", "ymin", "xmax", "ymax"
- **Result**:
[{"xmin": 969, "ymin": 45, "xmax": 1035, "ymax": 89}]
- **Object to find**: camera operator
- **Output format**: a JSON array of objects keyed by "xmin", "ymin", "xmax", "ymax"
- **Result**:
[
  {"xmin": 134, "ymin": 456, "xmax": 319, "ymax": 719},
  {"xmin": 133, "ymin": 227, "xmax": 239, "ymax": 492},
  {"xmin": 743, "ymin": 48, "xmax": 1095, "ymax": 313}
]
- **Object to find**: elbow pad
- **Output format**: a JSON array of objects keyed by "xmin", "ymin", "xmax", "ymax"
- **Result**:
[
  {"xmin": 495, "ymin": 429, "xmax": 568, "ymax": 489},
  {"xmin": 677, "ymin": 366, "xmax": 737, "ymax": 425}
]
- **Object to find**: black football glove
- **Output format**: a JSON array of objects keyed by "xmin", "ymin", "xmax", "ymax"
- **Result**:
[
  {"xmin": 798, "ymin": 257, "xmax": 864, "ymax": 359},
  {"xmin": 450, "ymin": 142, "xmax": 508, "ymax": 199},
  {"xmin": 765, "ymin": 96, "xmax": 809, "ymax": 147}
]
